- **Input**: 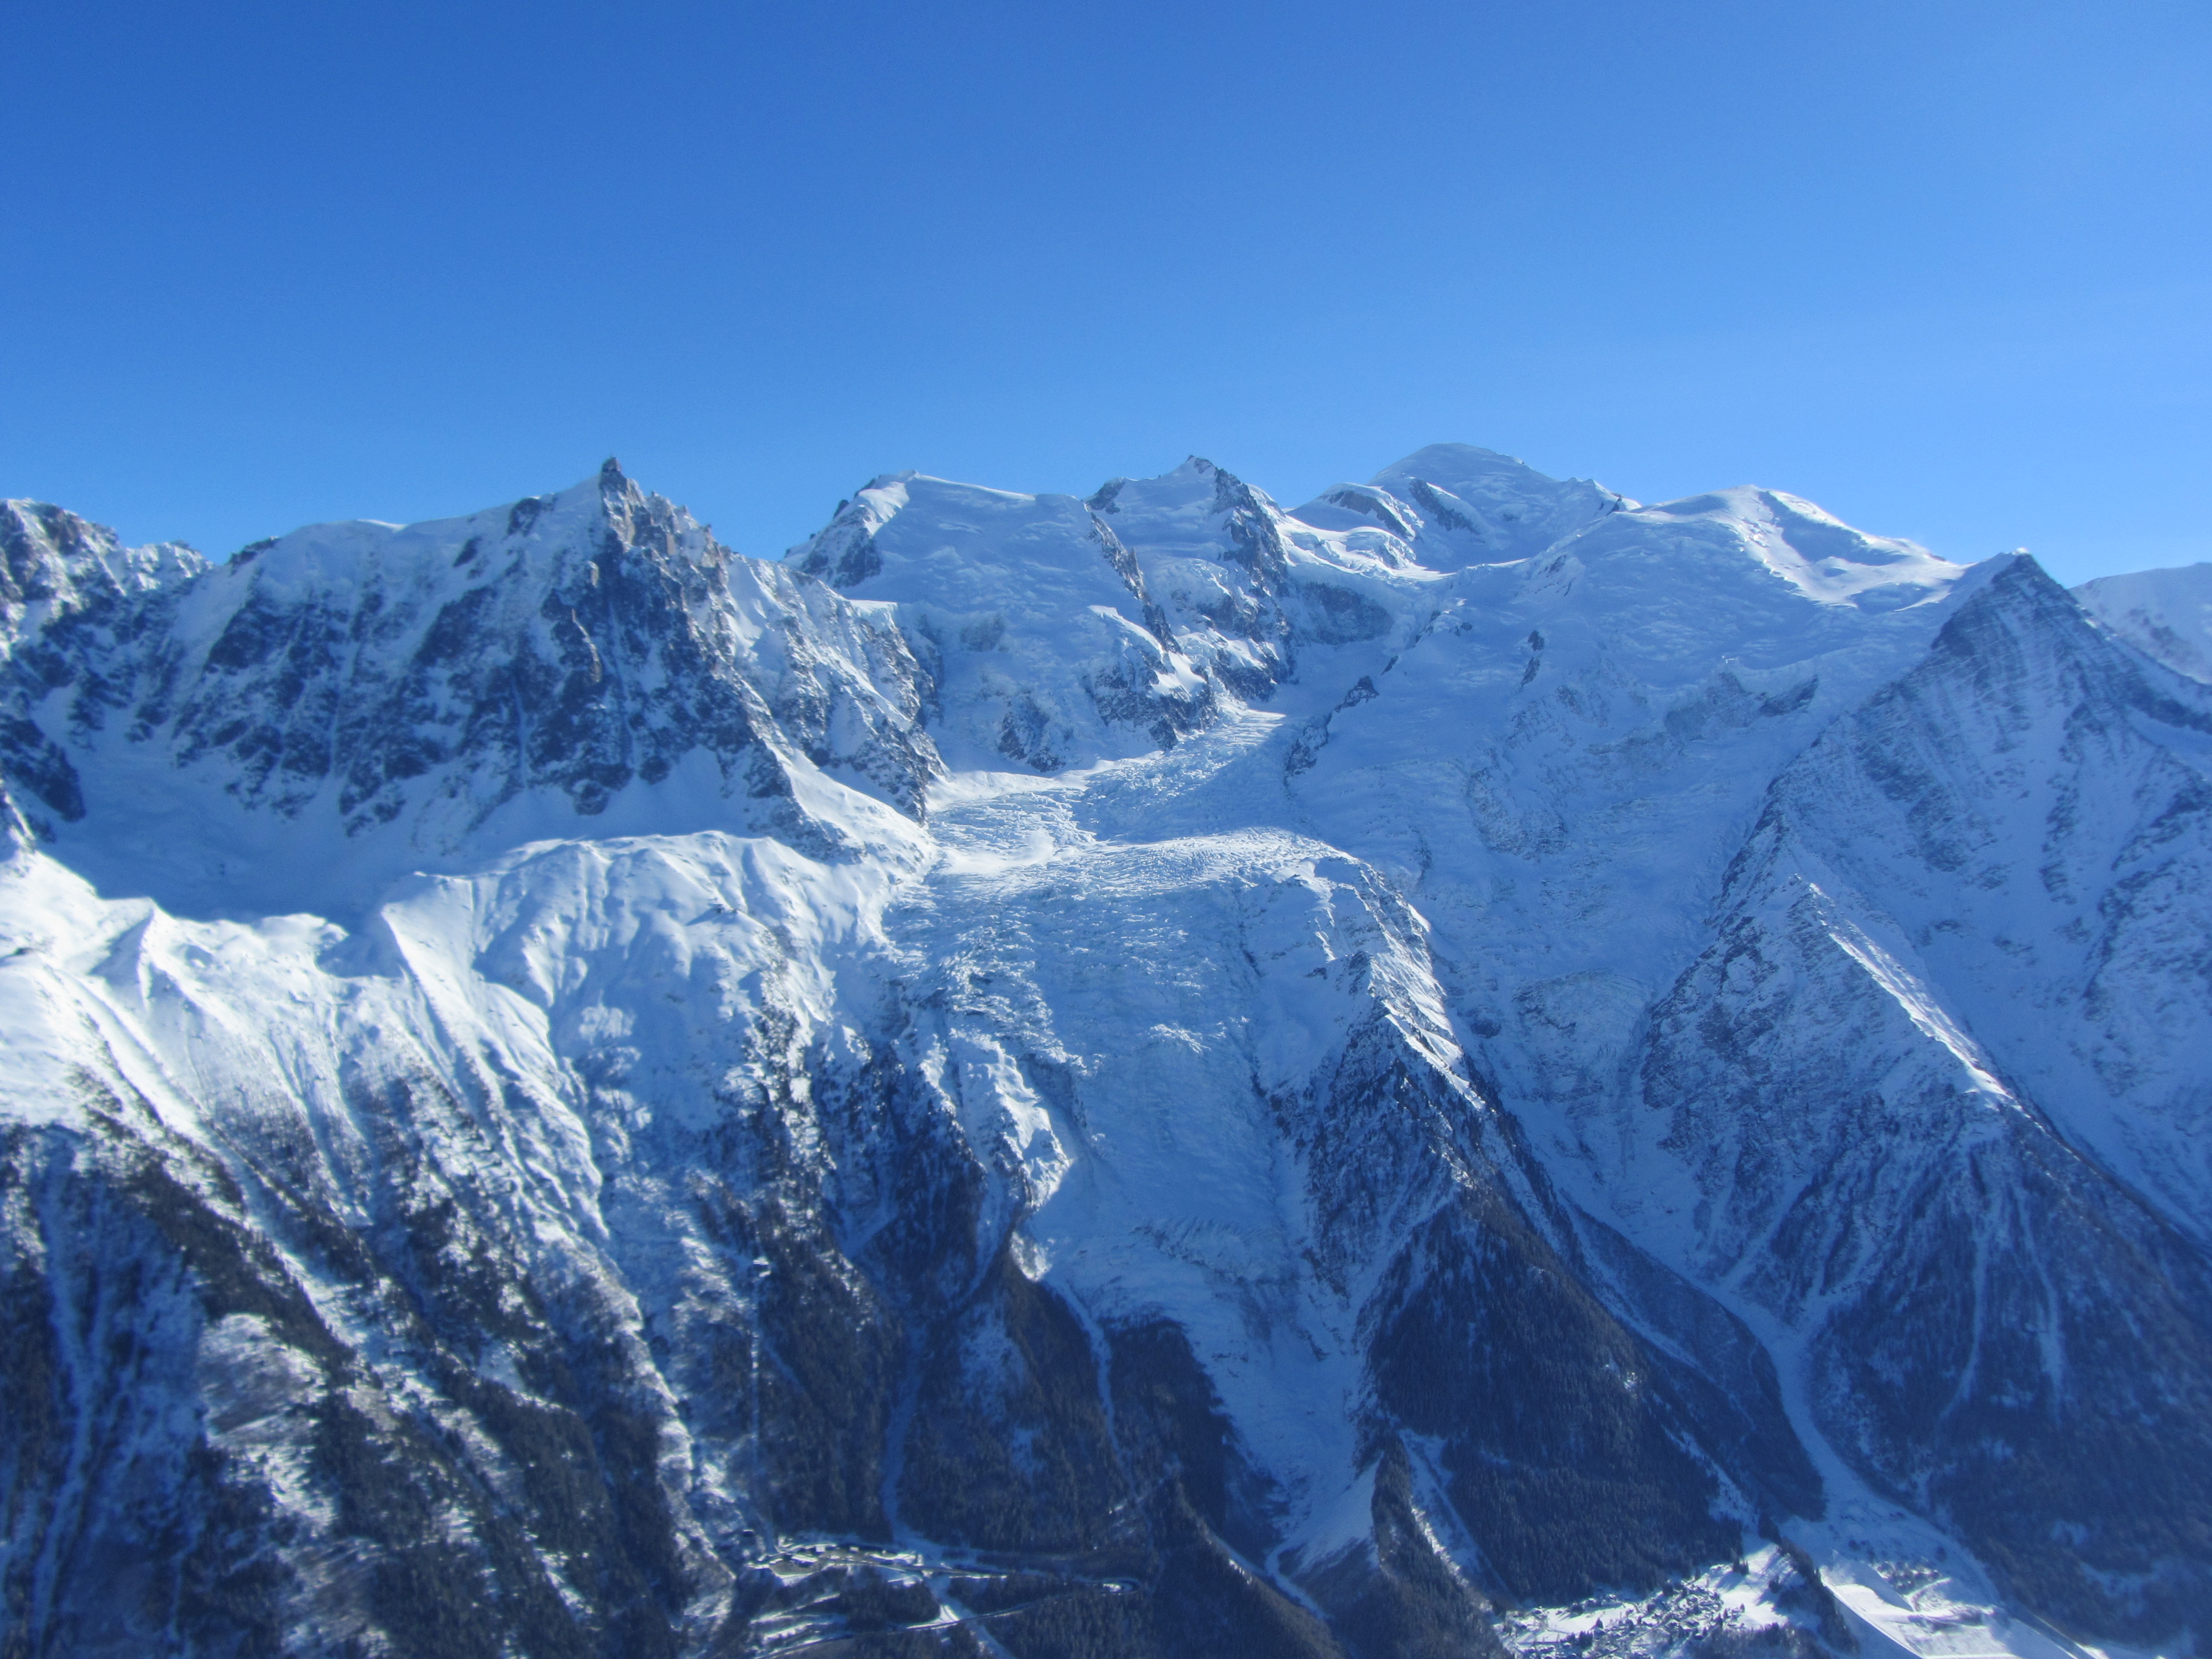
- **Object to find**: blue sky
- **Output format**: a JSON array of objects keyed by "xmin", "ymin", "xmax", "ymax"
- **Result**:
[{"xmin": 4, "ymin": 0, "xmax": 2208, "ymax": 583}]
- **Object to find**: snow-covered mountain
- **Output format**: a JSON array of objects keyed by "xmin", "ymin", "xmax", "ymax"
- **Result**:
[{"xmin": 2, "ymin": 447, "xmax": 2206, "ymax": 1659}]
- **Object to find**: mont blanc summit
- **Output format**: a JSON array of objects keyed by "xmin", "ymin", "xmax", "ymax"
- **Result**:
[{"xmin": 2, "ymin": 446, "xmax": 2208, "ymax": 1659}]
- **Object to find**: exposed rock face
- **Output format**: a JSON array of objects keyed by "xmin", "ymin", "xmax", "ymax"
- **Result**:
[{"xmin": 1, "ymin": 446, "xmax": 2207, "ymax": 1659}]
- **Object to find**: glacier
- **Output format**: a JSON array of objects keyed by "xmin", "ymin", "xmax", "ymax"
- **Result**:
[{"xmin": 0, "ymin": 446, "xmax": 2206, "ymax": 1659}]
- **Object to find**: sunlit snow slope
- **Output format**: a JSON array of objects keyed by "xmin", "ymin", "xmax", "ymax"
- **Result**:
[{"xmin": 1, "ymin": 449, "xmax": 2206, "ymax": 1659}]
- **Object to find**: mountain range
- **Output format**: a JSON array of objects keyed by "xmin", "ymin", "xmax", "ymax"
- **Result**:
[{"xmin": 2, "ymin": 445, "xmax": 2207, "ymax": 1659}]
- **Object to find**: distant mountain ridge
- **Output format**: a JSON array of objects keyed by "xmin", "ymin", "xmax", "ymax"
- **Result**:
[
  {"xmin": 2075, "ymin": 560, "xmax": 2212, "ymax": 683},
  {"xmin": 1, "ymin": 446, "xmax": 2206, "ymax": 1659}
]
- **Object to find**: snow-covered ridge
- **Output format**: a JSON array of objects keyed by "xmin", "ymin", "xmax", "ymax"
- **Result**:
[
  {"xmin": 2, "ymin": 444, "xmax": 2208, "ymax": 1659},
  {"xmin": 2076, "ymin": 559, "xmax": 2212, "ymax": 682}
]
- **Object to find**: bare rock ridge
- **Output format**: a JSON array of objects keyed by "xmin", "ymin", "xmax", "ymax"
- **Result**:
[{"xmin": 0, "ymin": 444, "xmax": 2205, "ymax": 1659}]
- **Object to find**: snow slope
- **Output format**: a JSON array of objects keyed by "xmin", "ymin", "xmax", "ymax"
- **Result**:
[{"xmin": 2076, "ymin": 561, "xmax": 2212, "ymax": 684}]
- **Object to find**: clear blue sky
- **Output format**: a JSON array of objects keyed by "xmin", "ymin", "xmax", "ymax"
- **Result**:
[{"xmin": 5, "ymin": 0, "xmax": 2208, "ymax": 583}]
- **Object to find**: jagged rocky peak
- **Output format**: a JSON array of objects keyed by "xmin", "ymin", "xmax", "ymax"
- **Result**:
[
  {"xmin": 1, "ymin": 465, "xmax": 941, "ymax": 916},
  {"xmin": 0, "ymin": 498, "xmax": 206, "ymax": 643}
]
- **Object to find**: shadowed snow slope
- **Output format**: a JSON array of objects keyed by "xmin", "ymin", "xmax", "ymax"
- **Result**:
[
  {"xmin": 2077, "ymin": 560, "xmax": 2212, "ymax": 683},
  {"xmin": 1, "ymin": 445, "xmax": 2206, "ymax": 1659}
]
